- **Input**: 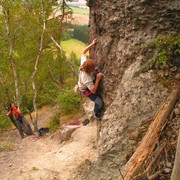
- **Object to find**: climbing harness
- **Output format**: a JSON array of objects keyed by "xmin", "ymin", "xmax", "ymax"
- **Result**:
[{"xmin": 80, "ymin": 89, "xmax": 92, "ymax": 97}]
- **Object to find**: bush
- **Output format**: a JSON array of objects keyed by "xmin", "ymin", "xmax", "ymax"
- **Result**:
[
  {"xmin": 47, "ymin": 113, "xmax": 61, "ymax": 132},
  {"xmin": 57, "ymin": 88, "xmax": 80, "ymax": 113},
  {"xmin": 143, "ymin": 35, "xmax": 180, "ymax": 69},
  {"xmin": 0, "ymin": 115, "xmax": 12, "ymax": 129}
]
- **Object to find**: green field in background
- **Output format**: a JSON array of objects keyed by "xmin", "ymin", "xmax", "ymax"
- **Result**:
[
  {"xmin": 61, "ymin": 39, "xmax": 87, "ymax": 58},
  {"xmin": 70, "ymin": 6, "xmax": 89, "ymax": 15}
]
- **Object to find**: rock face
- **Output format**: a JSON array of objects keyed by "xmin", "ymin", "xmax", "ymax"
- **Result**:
[{"xmin": 77, "ymin": 0, "xmax": 180, "ymax": 179}]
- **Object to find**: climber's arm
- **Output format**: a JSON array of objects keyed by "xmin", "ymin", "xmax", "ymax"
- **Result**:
[
  {"xmin": 6, "ymin": 111, "xmax": 11, "ymax": 116},
  {"xmin": 90, "ymin": 73, "xmax": 103, "ymax": 94},
  {"xmin": 82, "ymin": 39, "xmax": 96, "ymax": 55}
]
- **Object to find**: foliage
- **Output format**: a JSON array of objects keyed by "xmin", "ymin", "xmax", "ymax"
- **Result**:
[
  {"xmin": 61, "ymin": 24, "xmax": 89, "ymax": 44},
  {"xmin": 47, "ymin": 112, "xmax": 61, "ymax": 132},
  {"xmin": 73, "ymin": 25, "xmax": 89, "ymax": 44},
  {"xmin": 69, "ymin": 51, "xmax": 80, "ymax": 72},
  {"xmin": 144, "ymin": 35, "xmax": 180, "ymax": 68},
  {"xmin": 62, "ymin": 29, "xmax": 73, "ymax": 40},
  {"xmin": 0, "ymin": 115, "xmax": 12, "ymax": 129},
  {"xmin": 57, "ymin": 88, "xmax": 80, "ymax": 113}
]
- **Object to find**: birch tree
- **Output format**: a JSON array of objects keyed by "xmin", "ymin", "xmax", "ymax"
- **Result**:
[
  {"xmin": 31, "ymin": 0, "xmax": 47, "ymax": 131},
  {"xmin": 1, "ymin": 1, "xmax": 20, "ymax": 106}
]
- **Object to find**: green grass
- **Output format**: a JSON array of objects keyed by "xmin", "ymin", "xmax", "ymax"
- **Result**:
[
  {"xmin": 0, "ymin": 143, "xmax": 14, "ymax": 152},
  {"xmin": 61, "ymin": 38, "xmax": 87, "ymax": 58},
  {"xmin": 70, "ymin": 7, "xmax": 89, "ymax": 15}
]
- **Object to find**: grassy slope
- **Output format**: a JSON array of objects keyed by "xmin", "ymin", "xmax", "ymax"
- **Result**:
[{"xmin": 61, "ymin": 38, "xmax": 87, "ymax": 58}]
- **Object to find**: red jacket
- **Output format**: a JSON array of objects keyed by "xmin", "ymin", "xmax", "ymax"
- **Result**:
[{"xmin": 12, "ymin": 109, "xmax": 22, "ymax": 119}]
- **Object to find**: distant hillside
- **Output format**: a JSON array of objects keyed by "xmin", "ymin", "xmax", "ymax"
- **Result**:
[
  {"xmin": 70, "ymin": 6, "xmax": 89, "ymax": 25},
  {"xmin": 52, "ymin": 5, "xmax": 89, "ymax": 25}
]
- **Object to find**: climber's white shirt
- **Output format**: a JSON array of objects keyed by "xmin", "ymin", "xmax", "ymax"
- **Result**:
[
  {"xmin": 78, "ymin": 55, "xmax": 94, "ymax": 90},
  {"xmin": 80, "ymin": 54, "xmax": 87, "ymax": 66}
]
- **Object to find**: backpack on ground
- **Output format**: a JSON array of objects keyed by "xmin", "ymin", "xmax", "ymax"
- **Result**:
[{"xmin": 38, "ymin": 127, "xmax": 49, "ymax": 136}]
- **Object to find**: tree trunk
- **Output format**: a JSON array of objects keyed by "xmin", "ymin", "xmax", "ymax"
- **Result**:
[
  {"xmin": 120, "ymin": 88, "xmax": 180, "ymax": 180},
  {"xmin": 171, "ymin": 127, "xmax": 180, "ymax": 180},
  {"xmin": 49, "ymin": 35, "xmax": 78, "ymax": 78},
  {"xmin": 31, "ymin": 0, "xmax": 46, "ymax": 131},
  {"xmin": 3, "ymin": 7, "xmax": 20, "ymax": 106}
]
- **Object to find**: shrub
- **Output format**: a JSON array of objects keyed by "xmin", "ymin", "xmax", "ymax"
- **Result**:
[
  {"xmin": 47, "ymin": 113, "xmax": 61, "ymax": 132},
  {"xmin": 0, "ymin": 115, "xmax": 12, "ymax": 129},
  {"xmin": 143, "ymin": 35, "xmax": 180, "ymax": 69},
  {"xmin": 57, "ymin": 88, "xmax": 80, "ymax": 113}
]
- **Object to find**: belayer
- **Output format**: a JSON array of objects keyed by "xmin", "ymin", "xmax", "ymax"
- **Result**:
[
  {"xmin": 78, "ymin": 39, "xmax": 103, "ymax": 120},
  {"xmin": 7, "ymin": 102, "xmax": 33, "ymax": 139}
]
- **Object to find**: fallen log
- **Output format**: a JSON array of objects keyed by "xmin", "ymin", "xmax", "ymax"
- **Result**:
[
  {"xmin": 133, "ymin": 142, "xmax": 166, "ymax": 180},
  {"xmin": 120, "ymin": 88, "xmax": 180, "ymax": 180},
  {"xmin": 171, "ymin": 127, "xmax": 180, "ymax": 180}
]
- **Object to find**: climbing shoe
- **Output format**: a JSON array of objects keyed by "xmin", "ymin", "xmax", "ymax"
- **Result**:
[
  {"xmin": 92, "ymin": 111, "xmax": 101, "ymax": 121},
  {"xmin": 82, "ymin": 119, "xmax": 90, "ymax": 126}
]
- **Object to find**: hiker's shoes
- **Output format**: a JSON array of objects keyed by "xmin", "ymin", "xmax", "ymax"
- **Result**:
[
  {"xmin": 82, "ymin": 119, "xmax": 90, "ymax": 126},
  {"xmin": 92, "ymin": 111, "xmax": 101, "ymax": 121}
]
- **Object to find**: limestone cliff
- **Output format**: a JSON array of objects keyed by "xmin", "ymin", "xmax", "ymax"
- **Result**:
[{"xmin": 75, "ymin": 0, "xmax": 180, "ymax": 179}]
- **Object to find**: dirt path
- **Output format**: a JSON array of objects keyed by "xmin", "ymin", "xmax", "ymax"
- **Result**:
[{"xmin": 0, "ymin": 107, "xmax": 98, "ymax": 180}]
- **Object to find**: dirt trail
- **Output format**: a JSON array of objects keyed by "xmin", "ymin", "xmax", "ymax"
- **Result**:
[{"xmin": 0, "ymin": 107, "xmax": 98, "ymax": 180}]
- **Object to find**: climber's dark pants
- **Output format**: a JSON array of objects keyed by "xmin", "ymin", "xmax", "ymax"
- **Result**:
[
  {"xmin": 15, "ymin": 116, "xmax": 32, "ymax": 139},
  {"xmin": 88, "ymin": 94, "xmax": 103, "ymax": 115}
]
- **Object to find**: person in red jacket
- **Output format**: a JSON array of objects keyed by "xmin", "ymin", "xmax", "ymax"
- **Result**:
[{"xmin": 7, "ymin": 102, "xmax": 33, "ymax": 139}]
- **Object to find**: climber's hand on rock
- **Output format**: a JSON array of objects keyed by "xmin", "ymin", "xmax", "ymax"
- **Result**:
[
  {"xmin": 96, "ymin": 72, "xmax": 103, "ymax": 80},
  {"xmin": 92, "ymin": 39, "xmax": 97, "ymax": 45}
]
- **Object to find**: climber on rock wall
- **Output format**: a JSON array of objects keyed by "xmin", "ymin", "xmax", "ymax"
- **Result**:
[{"xmin": 78, "ymin": 39, "xmax": 103, "ymax": 120}]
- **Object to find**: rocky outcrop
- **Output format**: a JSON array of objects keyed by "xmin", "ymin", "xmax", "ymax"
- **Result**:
[{"xmin": 75, "ymin": 0, "xmax": 180, "ymax": 179}]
